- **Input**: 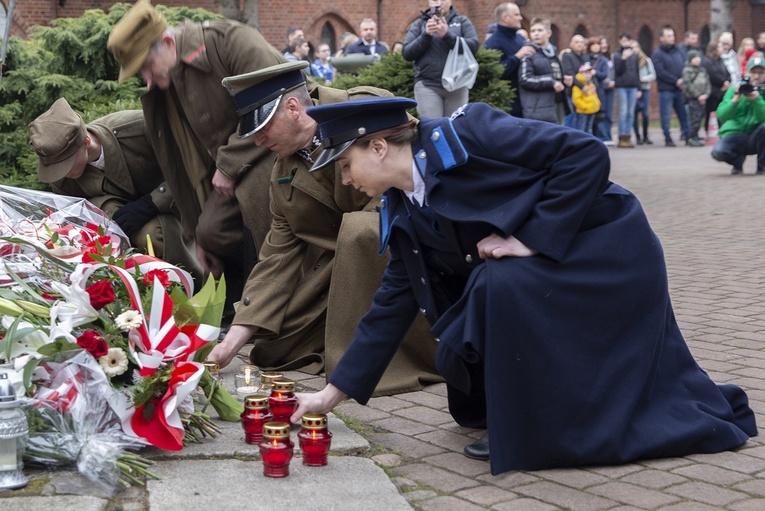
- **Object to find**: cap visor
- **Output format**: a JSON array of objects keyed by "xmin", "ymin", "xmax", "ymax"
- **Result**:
[
  {"xmin": 309, "ymin": 140, "xmax": 355, "ymax": 172},
  {"xmin": 37, "ymin": 154, "xmax": 77, "ymax": 184},
  {"xmin": 238, "ymin": 96, "xmax": 281, "ymax": 138},
  {"xmin": 117, "ymin": 46, "xmax": 151, "ymax": 84}
]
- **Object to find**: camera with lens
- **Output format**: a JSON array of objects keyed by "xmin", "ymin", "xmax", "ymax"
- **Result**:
[
  {"xmin": 738, "ymin": 76, "xmax": 764, "ymax": 95},
  {"xmin": 428, "ymin": 4, "xmax": 442, "ymax": 18}
]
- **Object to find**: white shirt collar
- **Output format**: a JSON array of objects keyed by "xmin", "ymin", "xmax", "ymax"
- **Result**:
[
  {"xmin": 90, "ymin": 146, "xmax": 106, "ymax": 170},
  {"xmin": 404, "ymin": 160, "xmax": 427, "ymax": 207}
]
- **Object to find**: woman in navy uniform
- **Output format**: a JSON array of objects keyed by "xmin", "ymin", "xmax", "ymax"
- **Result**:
[{"xmin": 291, "ymin": 96, "xmax": 757, "ymax": 475}]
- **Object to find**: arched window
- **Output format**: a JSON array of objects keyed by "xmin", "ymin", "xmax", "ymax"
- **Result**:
[
  {"xmin": 638, "ymin": 25, "xmax": 653, "ymax": 55},
  {"xmin": 321, "ymin": 21, "xmax": 336, "ymax": 54},
  {"xmin": 550, "ymin": 24, "xmax": 560, "ymax": 48},
  {"xmin": 574, "ymin": 24, "xmax": 588, "ymax": 38},
  {"xmin": 700, "ymin": 25, "xmax": 710, "ymax": 48}
]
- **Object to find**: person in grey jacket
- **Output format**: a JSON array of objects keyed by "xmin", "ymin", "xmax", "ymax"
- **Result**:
[
  {"xmin": 403, "ymin": 0, "xmax": 479, "ymax": 118},
  {"xmin": 519, "ymin": 18, "xmax": 567, "ymax": 124}
]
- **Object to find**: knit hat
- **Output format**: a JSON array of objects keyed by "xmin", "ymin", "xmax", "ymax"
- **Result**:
[
  {"xmin": 687, "ymin": 50, "xmax": 701, "ymax": 62},
  {"xmin": 28, "ymin": 98, "xmax": 87, "ymax": 183}
]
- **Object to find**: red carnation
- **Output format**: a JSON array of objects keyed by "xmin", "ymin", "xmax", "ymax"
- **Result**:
[
  {"xmin": 85, "ymin": 280, "xmax": 115, "ymax": 310},
  {"xmin": 142, "ymin": 269, "xmax": 171, "ymax": 288},
  {"xmin": 76, "ymin": 330, "xmax": 109, "ymax": 358}
]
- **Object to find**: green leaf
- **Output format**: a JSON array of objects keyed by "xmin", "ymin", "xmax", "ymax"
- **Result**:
[
  {"xmin": 22, "ymin": 357, "xmax": 42, "ymax": 389},
  {"xmin": 37, "ymin": 339, "xmax": 79, "ymax": 357}
]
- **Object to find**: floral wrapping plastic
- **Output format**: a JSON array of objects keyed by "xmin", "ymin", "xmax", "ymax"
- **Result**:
[
  {"xmin": 24, "ymin": 351, "xmax": 148, "ymax": 493},
  {"xmin": 0, "ymin": 186, "xmax": 242, "ymax": 476}
]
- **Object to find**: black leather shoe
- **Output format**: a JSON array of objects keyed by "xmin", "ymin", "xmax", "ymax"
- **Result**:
[{"xmin": 463, "ymin": 432, "xmax": 490, "ymax": 460}]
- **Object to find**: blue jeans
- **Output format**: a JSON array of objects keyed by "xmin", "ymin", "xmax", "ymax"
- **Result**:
[
  {"xmin": 575, "ymin": 113, "xmax": 595, "ymax": 134},
  {"xmin": 616, "ymin": 87, "xmax": 638, "ymax": 136},
  {"xmin": 710, "ymin": 123, "xmax": 765, "ymax": 170},
  {"xmin": 658, "ymin": 90, "xmax": 690, "ymax": 141},
  {"xmin": 596, "ymin": 88, "xmax": 614, "ymax": 142}
]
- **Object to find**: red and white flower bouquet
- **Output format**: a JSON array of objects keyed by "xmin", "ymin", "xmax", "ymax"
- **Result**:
[{"xmin": 0, "ymin": 185, "xmax": 241, "ymax": 490}]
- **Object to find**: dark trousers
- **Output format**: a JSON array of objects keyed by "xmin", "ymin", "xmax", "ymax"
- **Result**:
[
  {"xmin": 711, "ymin": 123, "xmax": 765, "ymax": 170},
  {"xmin": 633, "ymin": 89, "xmax": 651, "ymax": 139}
]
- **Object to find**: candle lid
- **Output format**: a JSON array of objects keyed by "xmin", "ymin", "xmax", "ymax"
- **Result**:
[
  {"xmin": 260, "ymin": 372, "xmax": 284, "ymax": 385},
  {"xmin": 271, "ymin": 379, "xmax": 295, "ymax": 392},
  {"xmin": 244, "ymin": 395, "xmax": 270, "ymax": 409},
  {"xmin": 262, "ymin": 422, "xmax": 291, "ymax": 439},
  {"xmin": 203, "ymin": 361, "xmax": 220, "ymax": 373},
  {"xmin": 300, "ymin": 413, "xmax": 328, "ymax": 429}
]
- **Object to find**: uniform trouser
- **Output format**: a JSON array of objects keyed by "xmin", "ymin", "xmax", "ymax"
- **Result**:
[
  {"xmin": 711, "ymin": 123, "xmax": 765, "ymax": 171},
  {"xmin": 196, "ymin": 191, "xmax": 256, "ymax": 319}
]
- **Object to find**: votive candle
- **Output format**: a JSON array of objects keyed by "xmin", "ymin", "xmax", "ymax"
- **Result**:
[
  {"xmin": 259, "ymin": 422, "xmax": 294, "ymax": 478},
  {"xmin": 269, "ymin": 379, "xmax": 298, "ymax": 423},
  {"xmin": 241, "ymin": 395, "xmax": 273, "ymax": 445},
  {"xmin": 298, "ymin": 413, "xmax": 332, "ymax": 466}
]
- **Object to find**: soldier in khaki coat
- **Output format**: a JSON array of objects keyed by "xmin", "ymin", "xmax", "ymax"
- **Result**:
[
  {"xmin": 209, "ymin": 62, "xmax": 441, "ymax": 395},
  {"xmin": 28, "ymin": 98, "xmax": 199, "ymax": 277},
  {"xmin": 107, "ymin": 0, "xmax": 284, "ymax": 313}
]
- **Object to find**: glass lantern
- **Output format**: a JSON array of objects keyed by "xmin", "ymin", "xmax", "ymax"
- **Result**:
[{"xmin": 0, "ymin": 370, "xmax": 28, "ymax": 490}]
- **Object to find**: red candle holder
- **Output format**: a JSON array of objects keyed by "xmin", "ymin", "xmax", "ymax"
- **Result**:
[
  {"xmin": 269, "ymin": 379, "xmax": 298, "ymax": 423},
  {"xmin": 298, "ymin": 413, "xmax": 332, "ymax": 466},
  {"xmin": 241, "ymin": 395, "xmax": 273, "ymax": 445},
  {"xmin": 259, "ymin": 422, "xmax": 294, "ymax": 478}
]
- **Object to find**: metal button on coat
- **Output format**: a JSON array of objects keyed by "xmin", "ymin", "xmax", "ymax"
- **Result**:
[
  {"xmin": 431, "ymin": 131, "xmax": 440, "ymax": 142},
  {"xmin": 418, "ymin": 150, "xmax": 426, "ymax": 159},
  {"xmin": 421, "ymin": 277, "xmax": 426, "ymax": 285},
  {"xmin": 465, "ymin": 254, "xmax": 473, "ymax": 264},
  {"xmin": 243, "ymin": 297, "xmax": 250, "ymax": 306}
]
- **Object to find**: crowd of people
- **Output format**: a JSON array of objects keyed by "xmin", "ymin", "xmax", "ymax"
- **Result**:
[
  {"xmin": 24, "ymin": 0, "xmax": 760, "ymax": 477},
  {"xmin": 483, "ymin": 4, "xmax": 764, "ymax": 155}
]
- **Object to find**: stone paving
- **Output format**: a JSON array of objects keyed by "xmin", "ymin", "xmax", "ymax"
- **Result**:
[{"xmin": 1, "ymin": 129, "xmax": 764, "ymax": 510}]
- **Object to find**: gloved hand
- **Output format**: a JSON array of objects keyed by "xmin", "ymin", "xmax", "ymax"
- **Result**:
[{"xmin": 112, "ymin": 194, "xmax": 160, "ymax": 237}]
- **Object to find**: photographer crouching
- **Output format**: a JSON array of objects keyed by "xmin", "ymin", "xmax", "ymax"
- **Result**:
[{"xmin": 711, "ymin": 56, "xmax": 765, "ymax": 174}]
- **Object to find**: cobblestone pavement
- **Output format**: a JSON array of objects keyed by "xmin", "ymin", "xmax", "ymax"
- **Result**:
[
  {"xmin": 3, "ymin": 130, "xmax": 764, "ymax": 511},
  {"xmin": 295, "ymin": 130, "xmax": 765, "ymax": 511}
]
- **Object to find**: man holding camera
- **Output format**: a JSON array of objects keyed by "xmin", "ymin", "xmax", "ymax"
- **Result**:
[{"xmin": 711, "ymin": 56, "xmax": 765, "ymax": 175}]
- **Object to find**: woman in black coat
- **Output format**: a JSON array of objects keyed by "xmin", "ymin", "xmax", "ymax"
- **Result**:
[
  {"xmin": 701, "ymin": 41, "xmax": 731, "ymax": 131},
  {"xmin": 291, "ymin": 96, "xmax": 756, "ymax": 475}
]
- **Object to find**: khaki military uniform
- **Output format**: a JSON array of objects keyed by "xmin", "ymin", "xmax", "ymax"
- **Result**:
[
  {"xmin": 141, "ymin": 19, "xmax": 283, "ymax": 259},
  {"xmin": 236, "ymin": 84, "xmax": 442, "ymax": 394},
  {"xmin": 50, "ymin": 110, "xmax": 199, "ymax": 278}
]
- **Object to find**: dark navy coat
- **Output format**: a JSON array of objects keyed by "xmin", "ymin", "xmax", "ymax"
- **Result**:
[{"xmin": 328, "ymin": 103, "xmax": 757, "ymax": 474}]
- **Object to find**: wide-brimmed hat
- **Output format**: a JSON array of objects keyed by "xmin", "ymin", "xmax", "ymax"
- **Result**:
[
  {"xmin": 305, "ymin": 96, "xmax": 417, "ymax": 171},
  {"xmin": 107, "ymin": 0, "xmax": 168, "ymax": 83},
  {"xmin": 221, "ymin": 61, "xmax": 308, "ymax": 138},
  {"xmin": 28, "ymin": 98, "xmax": 87, "ymax": 183}
]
